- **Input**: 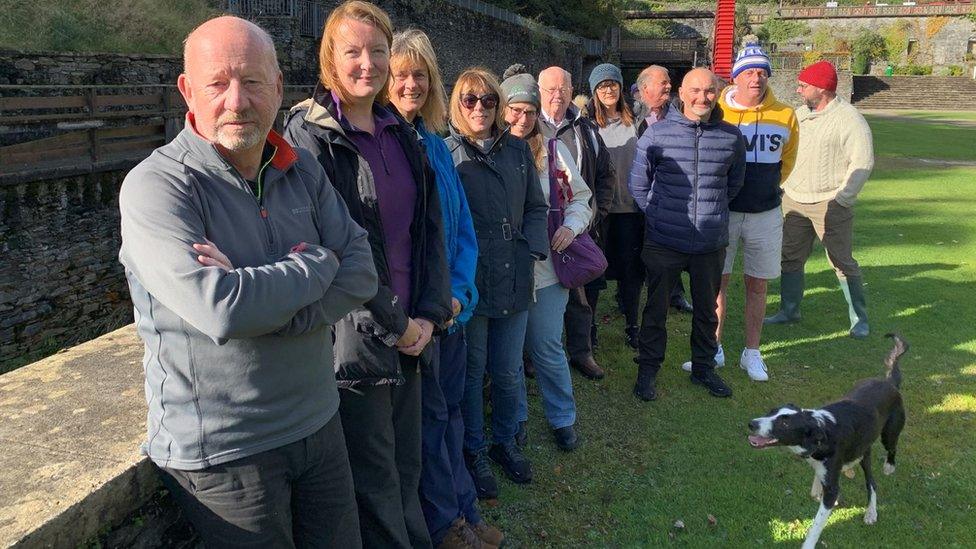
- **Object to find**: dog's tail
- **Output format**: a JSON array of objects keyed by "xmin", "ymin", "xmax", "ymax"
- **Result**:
[{"xmin": 884, "ymin": 333, "xmax": 909, "ymax": 389}]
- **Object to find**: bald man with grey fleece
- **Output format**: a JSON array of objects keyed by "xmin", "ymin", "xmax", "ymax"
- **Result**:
[{"xmin": 118, "ymin": 16, "xmax": 375, "ymax": 547}]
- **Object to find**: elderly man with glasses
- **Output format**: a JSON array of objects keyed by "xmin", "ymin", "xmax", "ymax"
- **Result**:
[{"xmin": 536, "ymin": 66, "xmax": 614, "ymax": 381}]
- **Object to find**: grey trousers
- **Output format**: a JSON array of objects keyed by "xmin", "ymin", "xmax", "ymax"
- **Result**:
[{"xmin": 159, "ymin": 413, "xmax": 361, "ymax": 549}]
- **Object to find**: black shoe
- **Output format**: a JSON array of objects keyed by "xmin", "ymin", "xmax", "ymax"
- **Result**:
[
  {"xmin": 690, "ymin": 369, "xmax": 733, "ymax": 398},
  {"xmin": 553, "ymin": 425, "xmax": 579, "ymax": 451},
  {"xmin": 625, "ymin": 325, "xmax": 640, "ymax": 350},
  {"xmin": 488, "ymin": 442, "xmax": 533, "ymax": 484},
  {"xmin": 670, "ymin": 295, "xmax": 694, "ymax": 314},
  {"xmin": 633, "ymin": 364, "xmax": 657, "ymax": 401},
  {"xmin": 464, "ymin": 449, "xmax": 499, "ymax": 499},
  {"xmin": 590, "ymin": 323, "xmax": 599, "ymax": 349},
  {"xmin": 523, "ymin": 354, "xmax": 536, "ymax": 379},
  {"xmin": 515, "ymin": 420, "xmax": 528, "ymax": 448}
]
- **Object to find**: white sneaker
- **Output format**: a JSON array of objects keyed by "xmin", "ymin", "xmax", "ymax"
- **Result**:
[
  {"xmin": 682, "ymin": 344, "xmax": 725, "ymax": 372},
  {"xmin": 740, "ymin": 349, "xmax": 769, "ymax": 381}
]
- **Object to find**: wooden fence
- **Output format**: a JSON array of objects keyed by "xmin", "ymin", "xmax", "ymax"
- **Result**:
[{"xmin": 0, "ymin": 85, "xmax": 314, "ymax": 185}]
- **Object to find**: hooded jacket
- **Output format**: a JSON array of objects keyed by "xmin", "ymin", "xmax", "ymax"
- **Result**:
[
  {"xmin": 283, "ymin": 85, "xmax": 452, "ymax": 387},
  {"xmin": 718, "ymin": 86, "xmax": 799, "ymax": 213},
  {"xmin": 119, "ymin": 119, "xmax": 378, "ymax": 470},
  {"xmin": 444, "ymin": 126, "xmax": 549, "ymax": 317},
  {"xmin": 628, "ymin": 99, "xmax": 746, "ymax": 254}
]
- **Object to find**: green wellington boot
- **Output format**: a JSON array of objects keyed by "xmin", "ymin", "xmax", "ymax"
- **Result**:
[
  {"xmin": 764, "ymin": 271, "xmax": 804, "ymax": 325},
  {"xmin": 839, "ymin": 275, "xmax": 870, "ymax": 339}
]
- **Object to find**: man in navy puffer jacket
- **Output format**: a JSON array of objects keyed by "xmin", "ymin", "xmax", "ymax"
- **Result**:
[{"xmin": 628, "ymin": 68, "xmax": 745, "ymax": 401}]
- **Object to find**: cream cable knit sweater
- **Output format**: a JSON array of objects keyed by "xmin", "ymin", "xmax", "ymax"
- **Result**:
[{"xmin": 783, "ymin": 97, "xmax": 874, "ymax": 207}]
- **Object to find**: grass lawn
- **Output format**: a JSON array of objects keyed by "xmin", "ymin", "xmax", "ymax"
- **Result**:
[{"xmin": 481, "ymin": 112, "xmax": 976, "ymax": 547}]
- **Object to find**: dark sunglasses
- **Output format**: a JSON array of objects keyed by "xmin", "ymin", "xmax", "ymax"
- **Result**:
[{"xmin": 459, "ymin": 93, "xmax": 499, "ymax": 110}]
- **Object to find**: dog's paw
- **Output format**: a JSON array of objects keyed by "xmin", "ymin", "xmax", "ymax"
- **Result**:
[
  {"xmin": 864, "ymin": 506, "xmax": 878, "ymax": 524},
  {"xmin": 843, "ymin": 468, "xmax": 856, "ymax": 479},
  {"xmin": 883, "ymin": 462, "xmax": 895, "ymax": 475}
]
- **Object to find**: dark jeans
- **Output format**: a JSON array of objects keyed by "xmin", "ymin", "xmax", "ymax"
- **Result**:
[
  {"xmin": 637, "ymin": 242, "xmax": 724, "ymax": 377},
  {"xmin": 340, "ymin": 356, "xmax": 431, "ymax": 549},
  {"xmin": 564, "ymin": 287, "xmax": 596, "ymax": 360},
  {"xmin": 605, "ymin": 213, "xmax": 646, "ymax": 327},
  {"xmin": 158, "ymin": 413, "xmax": 361, "ymax": 549},
  {"xmin": 420, "ymin": 329, "xmax": 481, "ymax": 546}
]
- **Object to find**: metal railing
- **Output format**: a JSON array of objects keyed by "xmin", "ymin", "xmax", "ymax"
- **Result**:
[{"xmin": 752, "ymin": 3, "xmax": 974, "ymax": 20}]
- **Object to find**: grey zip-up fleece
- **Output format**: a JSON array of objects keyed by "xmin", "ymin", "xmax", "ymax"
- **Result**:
[{"xmin": 119, "ymin": 119, "xmax": 378, "ymax": 470}]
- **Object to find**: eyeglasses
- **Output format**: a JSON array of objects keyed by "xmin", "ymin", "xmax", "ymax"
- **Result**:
[
  {"xmin": 507, "ymin": 105, "xmax": 538, "ymax": 118},
  {"xmin": 596, "ymin": 81, "xmax": 620, "ymax": 91},
  {"xmin": 459, "ymin": 93, "xmax": 499, "ymax": 110},
  {"xmin": 541, "ymin": 86, "xmax": 571, "ymax": 96}
]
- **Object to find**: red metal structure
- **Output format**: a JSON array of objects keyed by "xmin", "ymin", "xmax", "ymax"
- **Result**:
[{"xmin": 711, "ymin": 0, "xmax": 737, "ymax": 80}]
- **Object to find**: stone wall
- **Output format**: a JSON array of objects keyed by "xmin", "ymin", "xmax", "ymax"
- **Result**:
[
  {"xmin": 0, "ymin": 0, "xmax": 595, "ymax": 367},
  {"xmin": 0, "ymin": 50, "xmax": 182, "ymax": 86},
  {"xmin": 0, "ymin": 173, "xmax": 132, "ymax": 369}
]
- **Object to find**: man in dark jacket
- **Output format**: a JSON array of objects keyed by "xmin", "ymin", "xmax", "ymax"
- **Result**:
[
  {"xmin": 628, "ymin": 68, "xmax": 746, "ymax": 401},
  {"xmin": 538, "ymin": 66, "xmax": 614, "ymax": 380}
]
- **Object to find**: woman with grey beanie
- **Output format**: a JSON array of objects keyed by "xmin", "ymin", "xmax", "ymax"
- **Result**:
[
  {"xmin": 585, "ymin": 63, "xmax": 644, "ymax": 349},
  {"xmin": 501, "ymin": 66, "xmax": 592, "ymax": 454}
]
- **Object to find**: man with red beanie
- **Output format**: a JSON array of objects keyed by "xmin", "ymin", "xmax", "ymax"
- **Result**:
[{"xmin": 765, "ymin": 61, "xmax": 875, "ymax": 339}]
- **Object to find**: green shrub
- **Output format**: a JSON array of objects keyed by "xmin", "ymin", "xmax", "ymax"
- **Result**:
[
  {"xmin": 852, "ymin": 52, "xmax": 870, "ymax": 75},
  {"xmin": 892, "ymin": 64, "xmax": 933, "ymax": 75},
  {"xmin": 946, "ymin": 65, "xmax": 964, "ymax": 77},
  {"xmin": 756, "ymin": 16, "xmax": 810, "ymax": 44}
]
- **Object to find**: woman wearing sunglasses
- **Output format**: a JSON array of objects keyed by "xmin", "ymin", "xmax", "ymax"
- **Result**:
[
  {"xmin": 445, "ymin": 68, "xmax": 549, "ymax": 497},
  {"xmin": 585, "ymin": 63, "xmax": 644, "ymax": 350},
  {"xmin": 386, "ymin": 30, "xmax": 506, "ymax": 549},
  {"xmin": 283, "ymin": 2, "xmax": 452, "ymax": 547},
  {"xmin": 500, "ymin": 68, "xmax": 592, "ymax": 453}
]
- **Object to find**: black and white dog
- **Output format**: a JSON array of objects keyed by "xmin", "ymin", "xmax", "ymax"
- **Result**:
[{"xmin": 747, "ymin": 334, "xmax": 908, "ymax": 549}]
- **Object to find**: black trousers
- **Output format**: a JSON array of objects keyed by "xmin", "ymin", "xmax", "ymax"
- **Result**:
[
  {"xmin": 340, "ymin": 356, "xmax": 431, "ymax": 549},
  {"xmin": 637, "ymin": 242, "xmax": 724, "ymax": 377},
  {"xmin": 564, "ymin": 287, "xmax": 596, "ymax": 360},
  {"xmin": 604, "ymin": 213, "xmax": 646, "ymax": 327},
  {"xmin": 159, "ymin": 413, "xmax": 361, "ymax": 549}
]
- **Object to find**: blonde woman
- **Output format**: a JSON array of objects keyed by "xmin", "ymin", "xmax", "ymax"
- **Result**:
[
  {"xmin": 445, "ymin": 68, "xmax": 548, "ymax": 497},
  {"xmin": 283, "ymin": 2, "xmax": 451, "ymax": 547},
  {"xmin": 501, "ymin": 67, "xmax": 592, "ymax": 452},
  {"xmin": 387, "ymin": 30, "xmax": 504, "ymax": 549}
]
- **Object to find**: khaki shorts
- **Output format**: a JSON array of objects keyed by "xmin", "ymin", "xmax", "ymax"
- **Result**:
[{"xmin": 723, "ymin": 207, "xmax": 783, "ymax": 279}]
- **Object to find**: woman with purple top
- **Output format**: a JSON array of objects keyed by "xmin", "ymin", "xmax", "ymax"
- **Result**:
[
  {"xmin": 386, "ymin": 29, "xmax": 505, "ymax": 549},
  {"xmin": 283, "ymin": 2, "xmax": 451, "ymax": 547}
]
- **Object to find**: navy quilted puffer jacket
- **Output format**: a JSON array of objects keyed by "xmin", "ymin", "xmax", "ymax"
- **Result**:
[{"xmin": 628, "ymin": 99, "xmax": 746, "ymax": 254}]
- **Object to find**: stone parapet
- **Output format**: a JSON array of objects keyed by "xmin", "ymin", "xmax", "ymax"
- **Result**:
[{"xmin": 0, "ymin": 326, "xmax": 153, "ymax": 546}]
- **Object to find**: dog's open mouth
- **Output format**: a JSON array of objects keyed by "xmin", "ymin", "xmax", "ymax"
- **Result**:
[{"xmin": 748, "ymin": 435, "xmax": 779, "ymax": 448}]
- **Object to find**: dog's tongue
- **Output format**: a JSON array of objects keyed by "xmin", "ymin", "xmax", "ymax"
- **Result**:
[{"xmin": 748, "ymin": 435, "xmax": 778, "ymax": 448}]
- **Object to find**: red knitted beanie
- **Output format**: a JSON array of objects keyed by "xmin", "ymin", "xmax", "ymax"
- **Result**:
[{"xmin": 798, "ymin": 61, "xmax": 838, "ymax": 92}]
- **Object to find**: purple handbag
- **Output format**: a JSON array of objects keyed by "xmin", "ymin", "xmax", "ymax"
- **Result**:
[{"xmin": 546, "ymin": 138, "xmax": 607, "ymax": 289}]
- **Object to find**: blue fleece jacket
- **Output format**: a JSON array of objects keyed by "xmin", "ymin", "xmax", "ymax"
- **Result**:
[{"xmin": 416, "ymin": 118, "xmax": 479, "ymax": 327}]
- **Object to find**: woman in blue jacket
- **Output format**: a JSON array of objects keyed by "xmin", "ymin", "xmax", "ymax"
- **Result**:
[{"xmin": 387, "ymin": 30, "xmax": 504, "ymax": 549}]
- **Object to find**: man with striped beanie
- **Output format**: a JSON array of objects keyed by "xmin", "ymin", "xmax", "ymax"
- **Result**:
[{"xmin": 681, "ymin": 37, "xmax": 798, "ymax": 382}]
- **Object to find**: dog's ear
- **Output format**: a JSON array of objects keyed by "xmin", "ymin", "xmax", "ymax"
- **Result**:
[{"xmin": 804, "ymin": 425, "xmax": 827, "ymax": 452}]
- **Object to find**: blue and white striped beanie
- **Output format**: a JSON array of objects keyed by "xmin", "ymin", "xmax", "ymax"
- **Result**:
[{"xmin": 732, "ymin": 42, "xmax": 772, "ymax": 78}]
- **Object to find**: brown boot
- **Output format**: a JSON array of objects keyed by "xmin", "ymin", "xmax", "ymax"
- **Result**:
[
  {"xmin": 438, "ymin": 518, "xmax": 484, "ymax": 549},
  {"xmin": 470, "ymin": 520, "xmax": 505, "ymax": 548},
  {"xmin": 570, "ymin": 355, "xmax": 605, "ymax": 380}
]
